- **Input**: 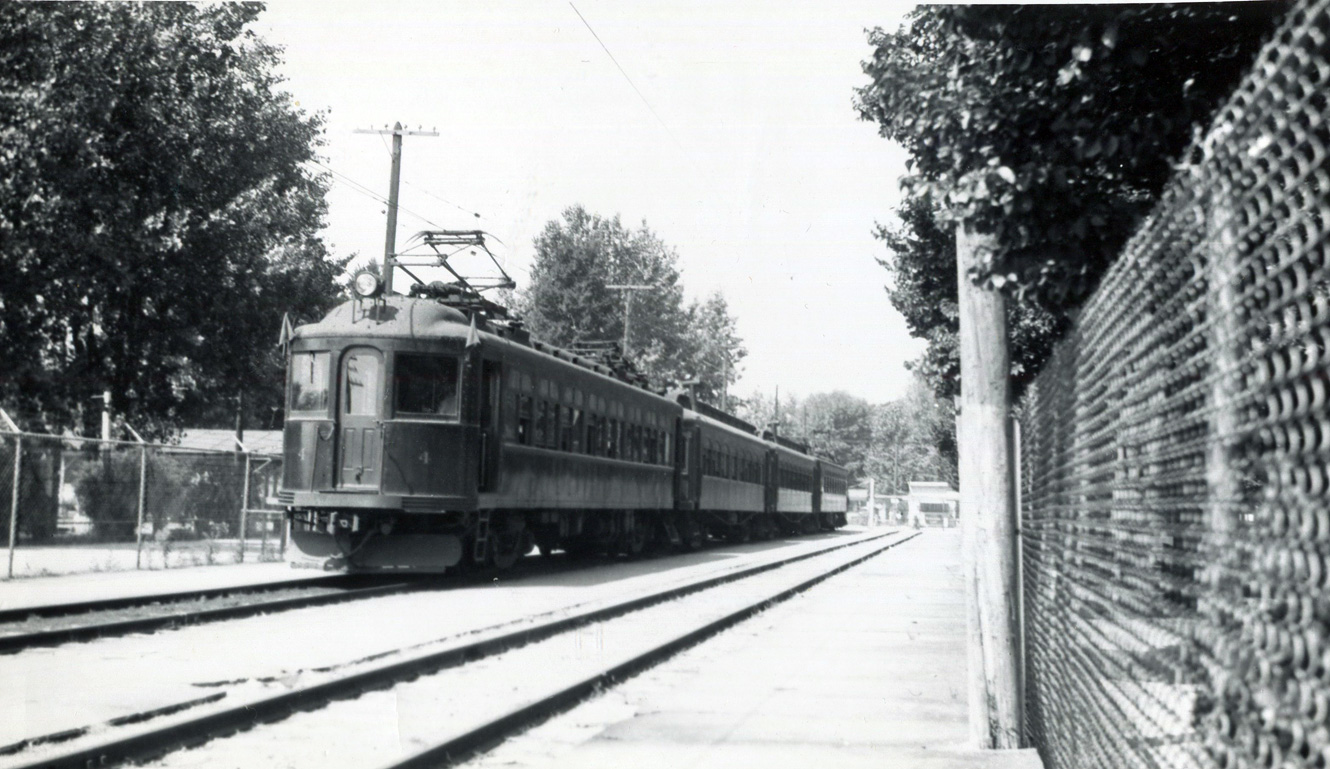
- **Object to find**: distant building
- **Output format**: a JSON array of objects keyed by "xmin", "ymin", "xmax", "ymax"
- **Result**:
[
  {"xmin": 175, "ymin": 429, "xmax": 283, "ymax": 455},
  {"xmin": 907, "ymin": 481, "xmax": 959, "ymax": 527}
]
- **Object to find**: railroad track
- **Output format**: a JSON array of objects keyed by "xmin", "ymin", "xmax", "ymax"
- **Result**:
[
  {"xmin": 3, "ymin": 528, "xmax": 916, "ymax": 769},
  {"xmin": 0, "ymin": 575, "xmax": 427, "ymax": 653}
]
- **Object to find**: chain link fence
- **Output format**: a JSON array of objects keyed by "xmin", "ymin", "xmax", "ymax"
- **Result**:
[
  {"xmin": 1018, "ymin": 2, "xmax": 1330, "ymax": 767},
  {"xmin": 0, "ymin": 432, "xmax": 285, "ymax": 579}
]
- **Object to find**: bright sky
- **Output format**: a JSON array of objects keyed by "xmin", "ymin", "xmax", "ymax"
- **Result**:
[{"xmin": 257, "ymin": 0, "xmax": 921, "ymax": 404}]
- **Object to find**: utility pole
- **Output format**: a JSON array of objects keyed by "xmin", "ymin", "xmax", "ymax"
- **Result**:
[
  {"xmin": 355, "ymin": 123, "xmax": 438, "ymax": 295},
  {"xmin": 604, "ymin": 284, "xmax": 655, "ymax": 357},
  {"xmin": 955, "ymin": 223, "xmax": 1022, "ymax": 749}
]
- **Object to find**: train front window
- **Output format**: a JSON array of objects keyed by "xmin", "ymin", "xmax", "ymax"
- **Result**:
[
  {"xmin": 394, "ymin": 354, "xmax": 461, "ymax": 418},
  {"xmin": 289, "ymin": 351, "xmax": 330, "ymax": 414},
  {"xmin": 343, "ymin": 350, "xmax": 382, "ymax": 416}
]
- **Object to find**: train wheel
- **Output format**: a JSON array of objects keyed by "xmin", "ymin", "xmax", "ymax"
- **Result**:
[
  {"xmin": 491, "ymin": 513, "xmax": 527, "ymax": 570},
  {"xmin": 725, "ymin": 521, "xmax": 751, "ymax": 544}
]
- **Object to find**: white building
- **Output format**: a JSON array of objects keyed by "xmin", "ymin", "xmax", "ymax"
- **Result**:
[{"xmin": 907, "ymin": 481, "xmax": 959, "ymax": 527}]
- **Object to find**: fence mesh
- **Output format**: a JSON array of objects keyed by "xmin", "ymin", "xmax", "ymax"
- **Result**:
[
  {"xmin": 1019, "ymin": 2, "xmax": 1330, "ymax": 767},
  {"xmin": 0, "ymin": 433, "xmax": 284, "ymax": 578}
]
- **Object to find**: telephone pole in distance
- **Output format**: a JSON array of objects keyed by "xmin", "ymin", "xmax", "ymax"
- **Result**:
[{"xmin": 604, "ymin": 284, "xmax": 656, "ymax": 356}]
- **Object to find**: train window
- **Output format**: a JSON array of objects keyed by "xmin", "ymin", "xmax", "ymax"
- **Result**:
[
  {"xmin": 342, "ymin": 350, "xmax": 382, "ymax": 415},
  {"xmin": 559, "ymin": 405, "xmax": 572, "ymax": 452},
  {"xmin": 289, "ymin": 351, "xmax": 330, "ymax": 414},
  {"xmin": 607, "ymin": 419, "xmax": 618, "ymax": 458},
  {"xmin": 394, "ymin": 355, "xmax": 461, "ymax": 418},
  {"xmin": 535, "ymin": 400, "xmax": 549, "ymax": 447},
  {"xmin": 571, "ymin": 408, "xmax": 584, "ymax": 453},
  {"xmin": 517, "ymin": 395, "xmax": 533, "ymax": 444}
]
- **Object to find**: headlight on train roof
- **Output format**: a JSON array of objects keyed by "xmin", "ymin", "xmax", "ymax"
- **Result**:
[{"xmin": 351, "ymin": 269, "xmax": 384, "ymax": 298}]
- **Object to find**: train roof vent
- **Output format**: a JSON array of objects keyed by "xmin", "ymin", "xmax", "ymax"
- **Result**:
[
  {"xmin": 565, "ymin": 341, "xmax": 652, "ymax": 389},
  {"xmin": 692, "ymin": 400, "xmax": 761, "ymax": 434},
  {"xmin": 774, "ymin": 434, "xmax": 810, "ymax": 454}
]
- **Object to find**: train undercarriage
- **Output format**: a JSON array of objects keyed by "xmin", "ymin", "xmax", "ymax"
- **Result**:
[{"xmin": 287, "ymin": 507, "xmax": 847, "ymax": 574}]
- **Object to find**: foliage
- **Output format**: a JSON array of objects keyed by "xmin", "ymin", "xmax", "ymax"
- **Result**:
[
  {"xmin": 0, "ymin": 440, "xmax": 59, "ymax": 541},
  {"xmin": 876, "ymin": 196, "xmax": 1063, "ymax": 399},
  {"xmin": 733, "ymin": 377, "xmax": 955, "ymax": 490},
  {"xmin": 65, "ymin": 448, "xmax": 246, "ymax": 541},
  {"xmin": 856, "ymin": 4, "xmax": 1278, "ymax": 303},
  {"xmin": 513, "ymin": 205, "xmax": 745, "ymax": 401},
  {"xmin": 865, "ymin": 377, "xmax": 958, "ymax": 494},
  {"xmin": 0, "ymin": 2, "xmax": 348, "ymax": 437},
  {"xmin": 855, "ymin": 5, "xmax": 1279, "ymax": 398}
]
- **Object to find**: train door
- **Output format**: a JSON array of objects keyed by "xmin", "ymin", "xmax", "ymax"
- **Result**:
[
  {"xmin": 336, "ymin": 347, "xmax": 384, "ymax": 489},
  {"xmin": 675, "ymin": 421, "xmax": 700, "ymax": 509},
  {"xmin": 764, "ymin": 450, "xmax": 778, "ymax": 513},
  {"xmin": 478, "ymin": 359, "xmax": 502, "ymax": 492},
  {"xmin": 812, "ymin": 462, "xmax": 824, "ymax": 514}
]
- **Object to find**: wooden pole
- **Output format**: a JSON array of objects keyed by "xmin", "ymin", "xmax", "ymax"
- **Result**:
[{"xmin": 955, "ymin": 223, "xmax": 1022, "ymax": 749}]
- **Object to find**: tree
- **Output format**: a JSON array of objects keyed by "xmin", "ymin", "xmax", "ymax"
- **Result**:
[
  {"xmin": 799, "ymin": 392, "xmax": 873, "ymax": 478},
  {"xmin": 0, "ymin": 3, "xmax": 347, "ymax": 437},
  {"xmin": 514, "ymin": 205, "xmax": 745, "ymax": 400},
  {"xmin": 856, "ymin": 5, "xmax": 1279, "ymax": 398},
  {"xmin": 857, "ymin": 4, "xmax": 1277, "ymax": 304},
  {"xmin": 865, "ymin": 376, "xmax": 958, "ymax": 494},
  {"xmin": 876, "ymin": 195, "xmax": 1062, "ymax": 400}
]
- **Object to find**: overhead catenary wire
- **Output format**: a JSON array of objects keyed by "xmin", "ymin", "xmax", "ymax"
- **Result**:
[{"xmin": 568, "ymin": 2, "xmax": 683, "ymax": 151}]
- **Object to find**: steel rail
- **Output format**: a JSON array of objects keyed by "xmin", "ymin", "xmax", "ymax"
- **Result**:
[
  {"xmin": 381, "ymin": 529, "xmax": 920, "ymax": 769},
  {"xmin": 0, "ymin": 574, "xmax": 350, "ymax": 623},
  {"xmin": 10, "ymin": 530, "xmax": 908, "ymax": 769},
  {"xmin": 0, "ymin": 580, "xmax": 424, "ymax": 654}
]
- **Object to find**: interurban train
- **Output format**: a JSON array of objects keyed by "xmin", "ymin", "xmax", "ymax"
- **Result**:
[{"xmin": 277, "ymin": 273, "xmax": 848, "ymax": 572}]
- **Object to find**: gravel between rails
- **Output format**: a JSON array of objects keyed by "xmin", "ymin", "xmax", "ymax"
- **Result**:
[{"xmin": 4, "ymin": 530, "xmax": 907, "ymax": 769}]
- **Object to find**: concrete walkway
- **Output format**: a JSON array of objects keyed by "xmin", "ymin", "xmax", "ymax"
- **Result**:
[{"xmin": 542, "ymin": 530, "xmax": 1042, "ymax": 768}]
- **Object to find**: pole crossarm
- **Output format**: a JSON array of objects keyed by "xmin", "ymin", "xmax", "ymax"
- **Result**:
[{"xmin": 353, "ymin": 126, "xmax": 440, "ymax": 138}]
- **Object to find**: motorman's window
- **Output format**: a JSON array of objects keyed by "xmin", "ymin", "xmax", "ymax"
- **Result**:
[
  {"xmin": 289, "ymin": 351, "xmax": 330, "ymax": 414},
  {"xmin": 394, "ymin": 355, "xmax": 460, "ymax": 418},
  {"xmin": 343, "ymin": 350, "xmax": 382, "ymax": 415}
]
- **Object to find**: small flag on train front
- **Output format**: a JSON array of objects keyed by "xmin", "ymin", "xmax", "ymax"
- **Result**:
[
  {"xmin": 466, "ymin": 313, "xmax": 479, "ymax": 347},
  {"xmin": 278, "ymin": 312, "xmax": 294, "ymax": 348}
]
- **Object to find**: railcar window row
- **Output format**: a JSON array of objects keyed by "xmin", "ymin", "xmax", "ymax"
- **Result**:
[
  {"xmin": 821, "ymin": 474, "xmax": 847, "ymax": 495},
  {"xmin": 701, "ymin": 440, "xmax": 761, "ymax": 483},
  {"xmin": 778, "ymin": 467, "xmax": 814, "ymax": 493},
  {"xmin": 505, "ymin": 366, "xmax": 673, "ymax": 467}
]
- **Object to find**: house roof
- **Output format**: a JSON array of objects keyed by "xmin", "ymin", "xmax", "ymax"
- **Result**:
[{"xmin": 176, "ymin": 429, "xmax": 283, "ymax": 455}]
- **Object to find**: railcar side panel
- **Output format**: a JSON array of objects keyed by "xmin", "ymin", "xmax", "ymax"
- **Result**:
[
  {"xmin": 773, "ymin": 446, "xmax": 816, "ymax": 514},
  {"xmin": 492, "ymin": 445, "xmax": 673, "ymax": 509},
  {"xmin": 689, "ymin": 412, "xmax": 767, "ymax": 514},
  {"xmin": 380, "ymin": 422, "xmax": 474, "ymax": 505}
]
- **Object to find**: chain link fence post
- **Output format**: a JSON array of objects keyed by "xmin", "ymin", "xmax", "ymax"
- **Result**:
[
  {"xmin": 238, "ymin": 452, "xmax": 251, "ymax": 563},
  {"xmin": 7, "ymin": 434, "xmax": 20, "ymax": 579},
  {"xmin": 134, "ymin": 444, "xmax": 147, "ymax": 570}
]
